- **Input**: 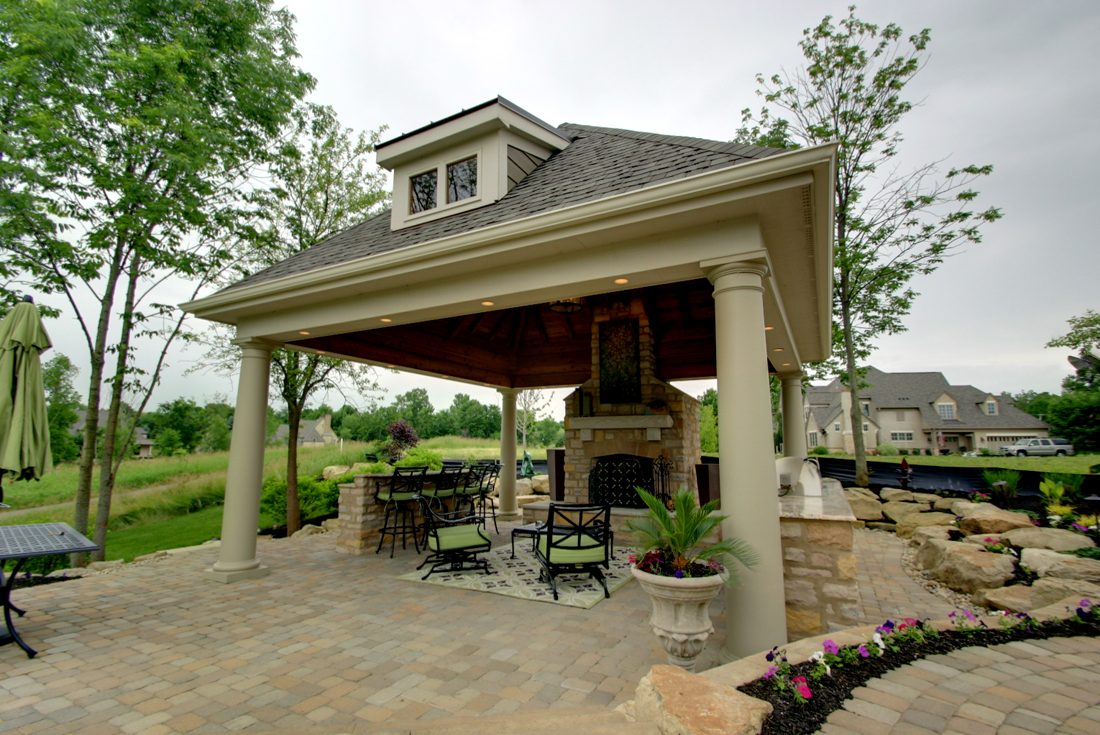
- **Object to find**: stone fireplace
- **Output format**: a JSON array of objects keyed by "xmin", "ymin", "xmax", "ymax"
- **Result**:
[{"xmin": 561, "ymin": 294, "xmax": 701, "ymax": 506}]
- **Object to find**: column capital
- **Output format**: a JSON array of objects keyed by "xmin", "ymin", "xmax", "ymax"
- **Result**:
[
  {"xmin": 705, "ymin": 261, "xmax": 769, "ymax": 297},
  {"xmin": 232, "ymin": 336, "xmax": 280, "ymax": 353},
  {"xmin": 778, "ymin": 372, "xmax": 805, "ymax": 384},
  {"xmin": 497, "ymin": 387, "xmax": 520, "ymax": 397}
]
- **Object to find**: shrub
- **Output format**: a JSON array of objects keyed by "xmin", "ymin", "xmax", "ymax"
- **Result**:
[
  {"xmin": 260, "ymin": 472, "xmax": 353, "ymax": 527},
  {"xmin": 979, "ymin": 448, "xmax": 993, "ymax": 456},
  {"xmin": 898, "ymin": 449, "xmax": 908, "ymax": 455},
  {"xmin": 358, "ymin": 461, "xmax": 393, "ymax": 474},
  {"xmin": 809, "ymin": 446, "xmax": 829, "ymax": 456},
  {"xmin": 394, "ymin": 447, "xmax": 444, "ymax": 471},
  {"xmin": 982, "ymin": 468, "xmax": 1020, "ymax": 502},
  {"xmin": 877, "ymin": 443, "xmax": 899, "ymax": 456},
  {"xmin": 1074, "ymin": 547, "xmax": 1100, "ymax": 560},
  {"xmin": 1038, "ymin": 479, "xmax": 1065, "ymax": 506},
  {"xmin": 1042, "ymin": 472, "xmax": 1085, "ymax": 500},
  {"xmin": 384, "ymin": 420, "xmax": 419, "ymax": 460}
]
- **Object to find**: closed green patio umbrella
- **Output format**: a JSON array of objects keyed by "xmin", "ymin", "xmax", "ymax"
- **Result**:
[{"xmin": 0, "ymin": 297, "xmax": 53, "ymax": 507}]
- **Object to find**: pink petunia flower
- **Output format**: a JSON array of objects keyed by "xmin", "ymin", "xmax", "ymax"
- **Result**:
[
  {"xmin": 797, "ymin": 683, "xmax": 813, "ymax": 699},
  {"xmin": 858, "ymin": 645, "xmax": 870, "ymax": 658},
  {"xmin": 823, "ymin": 640, "xmax": 839, "ymax": 655}
]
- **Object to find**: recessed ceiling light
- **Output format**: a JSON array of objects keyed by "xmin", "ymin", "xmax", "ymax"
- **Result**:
[
  {"xmin": 481, "ymin": 301, "xmax": 495, "ymax": 306},
  {"xmin": 773, "ymin": 348, "xmax": 784, "ymax": 352},
  {"xmin": 380, "ymin": 318, "xmax": 392, "ymax": 323},
  {"xmin": 614, "ymin": 278, "xmax": 629, "ymax": 284},
  {"xmin": 765, "ymin": 326, "xmax": 774, "ymax": 331},
  {"xmin": 298, "ymin": 330, "xmax": 310, "ymax": 335},
  {"xmin": 317, "ymin": 351, "xmax": 326, "ymax": 355},
  {"xmin": 782, "ymin": 363, "xmax": 791, "ymax": 367},
  {"xmin": 386, "ymin": 364, "xmax": 395, "ymax": 368}
]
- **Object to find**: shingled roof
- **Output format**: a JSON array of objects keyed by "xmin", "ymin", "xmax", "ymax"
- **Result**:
[
  {"xmin": 859, "ymin": 367, "xmax": 1047, "ymax": 431},
  {"xmin": 222, "ymin": 123, "xmax": 787, "ymax": 292}
]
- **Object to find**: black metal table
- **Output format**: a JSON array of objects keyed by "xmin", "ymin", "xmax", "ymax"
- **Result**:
[{"xmin": 1, "ymin": 522, "xmax": 98, "ymax": 658}]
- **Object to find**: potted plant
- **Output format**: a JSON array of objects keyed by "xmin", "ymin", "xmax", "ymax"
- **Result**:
[{"xmin": 626, "ymin": 487, "xmax": 759, "ymax": 671}]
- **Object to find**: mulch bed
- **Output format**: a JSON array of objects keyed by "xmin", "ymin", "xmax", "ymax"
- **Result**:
[{"xmin": 739, "ymin": 614, "xmax": 1100, "ymax": 735}]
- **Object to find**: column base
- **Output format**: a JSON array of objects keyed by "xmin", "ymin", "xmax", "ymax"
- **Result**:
[
  {"xmin": 717, "ymin": 644, "xmax": 742, "ymax": 665},
  {"xmin": 497, "ymin": 510, "xmax": 521, "ymax": 520},
  {"xmin": 203, "ymin": 565, "xmax": 270, "ymax": 584}
]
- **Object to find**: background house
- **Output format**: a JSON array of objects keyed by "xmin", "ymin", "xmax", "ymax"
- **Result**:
[
  {"xmin": 272, "ymin": 414, "xmax": 338, "ymax": 448},
  {"xmin": 805, "ymin": 367, "xmax": 1050, "ymax": 454},
  {"xmin": 72, "ymin": 408, "xmax": 156, "ymax": 459}
]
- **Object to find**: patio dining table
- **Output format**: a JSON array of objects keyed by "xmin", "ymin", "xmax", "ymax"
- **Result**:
[{"xmin": 0, "ymin": 522, "xmax": 98, "ymax": 658}]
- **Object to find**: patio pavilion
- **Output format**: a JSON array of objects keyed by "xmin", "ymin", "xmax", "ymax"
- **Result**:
[{"xmin": 182, "ymin": 97, "xmax": 836, "ymax": 661}]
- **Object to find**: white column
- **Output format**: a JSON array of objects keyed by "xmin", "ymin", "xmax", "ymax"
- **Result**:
[
  {"xmin": 708, "ymin": 262, "xmax": 788, "ymax": 660},
  {"xmin": 781, "ymin": 373, "xmax": 808, "ymax": 457},
  {"xmin": 498, "ymin": 388, "xmax": 519, "ymax": 519},
  {"xmin": 205, "ymin": 338, "xmax": 275, "ymax": 583}
]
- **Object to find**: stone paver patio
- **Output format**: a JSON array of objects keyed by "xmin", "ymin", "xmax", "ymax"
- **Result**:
[{"xmin": 5, "ymin": 520, "xmax": 1086, "ymax": 735}]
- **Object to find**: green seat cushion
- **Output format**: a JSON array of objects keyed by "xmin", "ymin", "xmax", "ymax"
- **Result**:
[
  {"xmin": 538, "ymin": 534, "xmax": 606, "ymax": 564},
  {"xmin": 377, "ymin": 491, "xmax": 416, "ymax": 503},
  {"xmin": 429, "ymin": 525, "xmax": 491, "ymax": 552},
  {"xmin": 423, "ymin": 488, "xmax": 456, "ymax": 498}
]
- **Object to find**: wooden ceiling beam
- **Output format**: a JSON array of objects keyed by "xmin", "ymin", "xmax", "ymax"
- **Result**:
[
  {"xmin": 488, "ymin": 310, "xmax": 513, "ymax": 341},
  {"xmin": 531, "ymin": 305, "xmax": 550, "ymax": 343},
  {"xmin": 510, "ymin": 306, "xmax": 529, "ymax": 356}
]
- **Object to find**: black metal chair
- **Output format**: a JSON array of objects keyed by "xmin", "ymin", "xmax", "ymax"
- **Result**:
[
  {"xmin": 533, "ymin": 502, "xmax": 612, "ymax": 600},
  {"xmin": 421, "ymin": 464, "xmax": 464, "ymax": 511},
  {"xmin": 375, "ymin": 466, "xmax": 428, "ymax": 557},
  {"xmin": 453, "ymin": 464, "xmax": 483, "ymax": 515},
  {"xmin": 474, "ymin": 462, "xmax": 501, "ymax": 534},
  {"xmin": 413, "ymin": 495, "xmax": 492, "ymax": 580}
]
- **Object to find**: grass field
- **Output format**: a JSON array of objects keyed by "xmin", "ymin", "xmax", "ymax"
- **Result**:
[{"xmin": 1, "ymin": 437, "xmax": 550, "ymax": 561}]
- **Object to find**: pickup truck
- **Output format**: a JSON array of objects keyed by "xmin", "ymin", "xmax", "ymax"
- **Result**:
[{"xmin": 999, "ymin": 438, "xmax": 1075, "ymax": 457}]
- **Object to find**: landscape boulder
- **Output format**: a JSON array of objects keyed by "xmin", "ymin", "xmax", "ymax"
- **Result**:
[
  {"xmin": 950, "ymin": 500, "xmax": 983, "ymax": 517},
  {"xmin": 976, "ymin": 585, "xmax": 1035, "ymax": 613},
  {"xmin": 910, "ymin": 526, "xmax": 954, "ymax": 547},
  {"xmin": 1001, "ymin": 527, "xmax": 1095, "ymax": 553},
  {"xmin": 134, "ymin": 550, "xmax": 169, "ymax": 562},
  {"xmin": 882, "ymin": 501, "xmax": 930, "ymax": 523},
  {"xmin": 322, "ymin": 518, "xmax": 340, "ymax": 533},
  {"xmin": 634, "ymin": 665, "xmax": 772, "ymax": 735},
  {"xmin": 844, "ymin": 488, "xmax": 883, "ymax": 521},
  {"xmin": 1020, "ymin": 548, "xmax": 1100, "ymax": 583},
  {"xmin": 515, "ymin": 478, "xmax": 533, "ymax": 496},
  {"xmin": 322, "ymin": 465, "xmax": 351, "ymax": 480},
  {"xmin": 880, "ymin": 488, "xmax": 914, "ymax": 503},
  {"xmin": 1029, "ymin": 578, "xmax": 1100, "ymax": 609},
  {"xmin": 866, "ymin": 522, "xmax": 896, "ymax": 532},
  {"xmin": 963, "ymin": 533, "xmax": 1001, "ymax": 546},
  {"xmin": 934, "ymin": 497, "xmax": 958, "ymax": 512},
  {"xmin": 911, "ymin": 493, "xmax": 942, "ymax": 504},
  {"xmin": 291, "ymin": 524, "xmax": 324, "ymax": 538},
  {"xmin": 917, "ymin": 539, "xmax": 1016, "ymax": 593},
  {"xmin": 896, "ymin": 512, "xmax": 957, "ymax": 539},
  {"xmin": 530, "ymin": 475, "xmax": 550, "ymax": 495},
  {"xmin": 959, "ymin": 506, "xmax": 1034, "ymax": 536},
  {"xmin": 87, "ymin": 560, "xmax": 124, "ymax": 572}
]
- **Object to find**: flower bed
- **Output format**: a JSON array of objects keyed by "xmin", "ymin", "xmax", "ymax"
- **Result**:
[{"xmin": 737, "ymin": 600, "xmax": 1100, "ymax": 735}]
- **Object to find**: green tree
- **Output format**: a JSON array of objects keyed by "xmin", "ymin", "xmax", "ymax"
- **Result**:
[
  {"xmin": 42, "ymin": 353, "xmax": 81, "ymax": 463},
  {"xmin": 1047, "ymin": 310, "xmax": 1100, "ymax": 354},
  {"xmin": 700, "ymin": 404, "xmax": 719, "ymax": 454},
  {"xmin": 199, "ymin": 414, "xmax": 231, "ymax": 453},
  {"xmin": 517, "ymin": 389, "xmax": 551, "ymax": 454},
  {"xmin": 154, "ymin": 428, "xmax": 182, "ymax": 458},
  {"xmin": 1012, "ymin": 390, "xmax": 1059, "ymax": 420},
  {"xmin": 0, "ymin": 0, "xmax": 312, "ymax": 561},
  {"xmin": 196, "ymin": 104, "xmax": 387, "ymax": 534},
  {"xmin": 737, "ymin": 8, "xmax": 1000, "ymax": 485},
  {"xmin": 1045, "ymin": 392, "xmax": 1100, "ymax": 452}
]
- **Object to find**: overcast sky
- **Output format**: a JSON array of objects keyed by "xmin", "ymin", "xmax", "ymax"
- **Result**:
[{"xmin": 42, "ymin": 0, "xmax": 1100, "ymax": 420}]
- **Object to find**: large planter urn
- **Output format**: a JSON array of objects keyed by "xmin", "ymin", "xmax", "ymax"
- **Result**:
[{"xmin": 632, "ymin": 566, "xmax": 724, "ymax": 672}]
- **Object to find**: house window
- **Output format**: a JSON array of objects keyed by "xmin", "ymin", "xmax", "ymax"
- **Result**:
[
  {"xmin": 834, "ymin": 423, "xmax": 841, "ymax": 432},
  {"xmin": 937, "ymin": 403, "xmax": 955, "ymax": 420},
  {"xmin": 410, "ymin": 170, "xmax": 437, "ymax": 213},
  {"xmin": 863, "ymin": 423, "xmax": 869, "ymax": 432},
  {"xmin": 891, "ymin": 432, "xmax": 914, "ymax": 442},
  {"xmin": 808, "ymin": 432, "xmax": 819, "ymax": 448},
  {"xmin": 987, "ymin": 401, "xmax": 997, "ymax": 415},
  {"xmin": 447, "ymin": 156, "xmax": 477, "ymax": 203},
  {"xmin": 861, "ymin": 403, "xmax": 870, "ymax": 417}
]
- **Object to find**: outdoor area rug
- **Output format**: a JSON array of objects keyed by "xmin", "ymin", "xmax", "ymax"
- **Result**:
[{"xmin": 396, "ymin": 545, "xmax": 635, "ymax": 609}]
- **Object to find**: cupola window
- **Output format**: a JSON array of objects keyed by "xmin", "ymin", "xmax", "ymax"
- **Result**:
[{"xmin": 447, "ymin": 156, "xmax": 478, "ymax": 203}]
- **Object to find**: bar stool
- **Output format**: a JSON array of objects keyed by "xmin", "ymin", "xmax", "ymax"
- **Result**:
[{"xmin": 375, "ymin": 465, "xmax": 428, "ymax": 557}]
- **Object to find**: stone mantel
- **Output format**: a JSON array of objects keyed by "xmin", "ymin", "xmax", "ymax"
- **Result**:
[
  {"xmin": 567, "ymin": 414, "xmax": 674, "ymax": 442},
  {"xmin": 566, "ymin": 415, "xmax": 674, "ymax": 430}
]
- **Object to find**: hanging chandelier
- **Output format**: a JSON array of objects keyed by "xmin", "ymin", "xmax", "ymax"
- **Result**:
[{"xmin": 548, "ymin": 297, "xmax": 584, "ymax": 314}]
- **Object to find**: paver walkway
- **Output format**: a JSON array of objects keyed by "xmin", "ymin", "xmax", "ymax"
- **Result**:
[
  {"xmin": 818, "ymin": 637, "xmax": 1100, "ymax": 735},
  {"xmin": 0, "ymin": 519, "xmax": 677, "ymax": 734},
  {"xmin": 852, "ymin": 528, "xmax": 963, "ymax": 623}
]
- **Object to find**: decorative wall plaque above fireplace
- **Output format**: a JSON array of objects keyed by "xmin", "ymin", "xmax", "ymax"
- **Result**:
[{"xmin": 599, "ymin": 319, "xmax": 641, "ymax": 403}]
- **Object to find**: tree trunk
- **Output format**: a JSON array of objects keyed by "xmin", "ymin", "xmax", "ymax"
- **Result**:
[
  {"xmin": 286, "ymin": 403, "xmax": 301, "ymax": 535},
  {"xmin": 841, "ymin": 294, "xmax": 869, "ymax": 486},
  {"xmin": 91, "ymin": 256, "xmax": 141, "ymax": 561},
  {"xmin": 72, "ymin": 247, "xmax": 125, "ymax": 566}
]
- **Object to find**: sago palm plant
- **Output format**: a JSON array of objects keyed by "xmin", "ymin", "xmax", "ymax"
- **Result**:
[{"xmin": 625, "ymin": 487, "xmax": 759, "ymax": 584}]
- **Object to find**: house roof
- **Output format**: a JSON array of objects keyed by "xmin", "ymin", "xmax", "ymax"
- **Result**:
[
  {"xmin": 222, "ymin": 124, "xmax": 787, "ymax": 293},
  {"xmin": 858, "ymin": 367, "xmax": 1048, "ymax": 431},
  {"xmin": 375, "ymin": 96, "xmax": 568, "ymax": 152},
  {"xmin": 806, "ymin": 387, "xmax": 843, "ymax": 431}
]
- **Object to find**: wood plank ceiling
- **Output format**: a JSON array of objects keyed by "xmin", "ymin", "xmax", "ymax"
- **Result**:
[{"xmin": 292, "ymin": 278, "xmax": 767, "ymax": 388}]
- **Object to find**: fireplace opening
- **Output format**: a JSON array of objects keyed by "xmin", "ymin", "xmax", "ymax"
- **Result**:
[{"xmin": 589, "ymin": 454, "xmax": 671, "ymax": 508}]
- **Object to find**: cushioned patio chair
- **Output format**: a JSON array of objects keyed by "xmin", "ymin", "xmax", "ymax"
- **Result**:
[
  {"xmin": 421, "ymin": 464, "xmax": 465, "ymax": 511},
  {"xmin": 474, "ymin": 462, "xmax": 502, "ymax": 533},
  {"xmin": 375, "ymin": 465, "xmax": 428, "ymax": 557},
  {"xmin": 413, "ymin": 495, "xmax": 492, "ymax": 580},
  {"xmin": 533, "ymin": 502, "xmax": 612, "ymax": 600}
]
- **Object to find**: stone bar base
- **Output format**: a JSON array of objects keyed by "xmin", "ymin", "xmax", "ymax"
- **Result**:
[
  {"xmin": 336, "ymin": 474, "xmax": 388, "ymax": 555},
  {"xmin": 779, "ymin": 478, "xmax": 860, "ymax": 640}
]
